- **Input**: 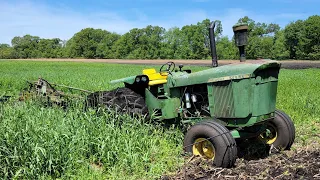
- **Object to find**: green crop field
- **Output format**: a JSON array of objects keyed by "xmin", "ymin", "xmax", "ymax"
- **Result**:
[{"xmin": 0, "ymin": 60, "xmax": 319, "ymax": 179}]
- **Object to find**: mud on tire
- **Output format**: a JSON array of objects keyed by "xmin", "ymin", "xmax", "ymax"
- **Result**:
[{"xmin": 86, "ymin": 87, "xmax": 148, "ymax": 117}]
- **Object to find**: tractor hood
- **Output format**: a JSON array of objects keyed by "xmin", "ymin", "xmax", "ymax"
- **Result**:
[{"xmin": 167, "ymin": 60, "xmax": 280, "ymax": 88}]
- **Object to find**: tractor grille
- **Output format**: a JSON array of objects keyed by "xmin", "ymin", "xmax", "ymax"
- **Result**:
[{"xmin": 212, "ymin": 80, "xmax": 235, "ymax": 117}]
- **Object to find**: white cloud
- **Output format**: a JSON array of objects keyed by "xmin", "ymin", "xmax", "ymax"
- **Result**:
[
  {"xmin": 0, "ymin": 1, "xmax": 146, "ymax": 44},
  {"xmin": 0, "ymin": 1, "xmax": 311, "ymax": 45}
]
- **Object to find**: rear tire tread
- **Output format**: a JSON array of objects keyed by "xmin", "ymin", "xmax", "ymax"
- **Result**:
[{"xmin": 275, "ymin": 110, "xmax": 295, "ymax": 150}]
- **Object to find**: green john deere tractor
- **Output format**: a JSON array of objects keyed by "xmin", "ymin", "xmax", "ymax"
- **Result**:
[{"xmin": 87, "ymin": 21, "xmax": 295, "ymax": 168}]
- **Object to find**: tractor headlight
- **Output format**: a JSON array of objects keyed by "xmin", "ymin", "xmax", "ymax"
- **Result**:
[
  {"xmin": 135, "ymin": 77, "xmax": 141, "ymax": 83},
  {"xmin": 141, "ymin": 76, "xmax": 147, "ymax": 82}
]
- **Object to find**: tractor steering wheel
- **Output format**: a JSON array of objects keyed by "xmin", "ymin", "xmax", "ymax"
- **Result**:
[{"xmin": 160, "ymin": 62, "xmax": 175, "ymax": 74}]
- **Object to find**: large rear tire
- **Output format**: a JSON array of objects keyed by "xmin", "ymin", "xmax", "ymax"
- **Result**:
[
  {"xmin": 183, "ymin": 121, "xmax": 237, "ymax": 168},
  {"xmin": 260, "ymin": 109, "xmax": 295, "ymax": 150},
  {"xmin": 86, "ymin": 87, "xmax": 148, "ymax": 117}
]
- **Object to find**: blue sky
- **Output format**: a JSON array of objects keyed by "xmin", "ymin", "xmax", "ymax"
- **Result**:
[{"xmin": 0, "ymin": 0, "xmax": 318, "ymax": 44}]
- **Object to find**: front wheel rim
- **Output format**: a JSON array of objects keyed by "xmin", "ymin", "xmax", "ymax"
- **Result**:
[
  {"xmin": 260, "ymin": 123, "xmax": 278, "ymax": 144},
  {"xmin": 192, "ymin": 138, "xmax": 215, "ymax": 160}
]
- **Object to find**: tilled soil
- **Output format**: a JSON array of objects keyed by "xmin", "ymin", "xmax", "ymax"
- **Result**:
[
  {"xmin": 6, "ymin": 59, "xmax": 320, "ymax": 69},
  {"xmin": 162, "ymin": 146, "xmax": 320, "ymax": 180}
]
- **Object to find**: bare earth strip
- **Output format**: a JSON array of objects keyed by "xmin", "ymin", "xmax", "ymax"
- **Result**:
[
  {"xmin": 163, "ymin": 147, "xmax": 320, "ymax": 180},
  {"xmin": 6, "ymin": 59, "xmax": 320, "ymax": 69}
]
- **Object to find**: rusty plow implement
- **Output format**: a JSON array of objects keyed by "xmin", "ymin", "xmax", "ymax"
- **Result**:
[{"xmin": 19, "ymin": 78, "xmax": 95, "ymax": 108}]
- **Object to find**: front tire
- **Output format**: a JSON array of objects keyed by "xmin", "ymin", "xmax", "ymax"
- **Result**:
[
  {"xmin": 261, "ymin": 109, "xmax": 295, "ymax": 150},
  {"xmin": 183, "ymin": 121, "xmax": 237, "ymax": 168}
]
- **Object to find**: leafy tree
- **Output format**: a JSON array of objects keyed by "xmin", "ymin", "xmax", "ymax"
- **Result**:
[
  {"xmin": 11, "ymin": 35, "xmax": 41, "ymax": 58},
  {"xmin": 300, "ymin": 15, "xmax": 320, "ymax": 60},
  {"xmin": 134, "ymin": 25, "xmax": 165, "ymax": 59},
  {"xmin": 113, "ymin": 26, "xmax": 165, "ymax": 59},
  {"xmin": 272, "ymin": 30, "xmax": 290, "ymax": 60},
  {"xmin": 160, "ymin": 27, "xmax": 182, "ymax": 59},
  {"xmin": 66, "ymin": 28, "xmax": 112, "ymax": 58},
  {"xmin": 37, "ymin": 38, "xmax": 63, "ymax": 58},
  {"xmin": 113, "ymin": 32, "xmax": 132, "ymax": 59},
  {"xmin": 284, "ymin": 16, "xmax": 320, "ymax": 60},
  {"xmin": 197, "ymin": 19, "xmax": 222, "ymax": 53},
  {"xmin": 96, "ymin": 33, "xmax": 121, "ymax": 58},
  {"xmin": 113, "ymin": 28, "xmax": 144, "ymax": 59},
  {"xmin": 174, "ymin": 26, "xmax": 193, "ymax": 59},
  {"xmin": 216, "ymin": 37, "xmax": 238, "ymax": 60},
  {"xmin": 0, "ymin": 44, "xmax": 15, "ymax": 59},
  {"xmin": 237, "ymin": 16, "xmax": 280, "ymax": 59},
  {"xmin": 178, "ymin": 19, "xmax": 222, "ymax": 59},
  {"xmin": 284, "ymin": 20, "xmax": 304, "ymax": 59},
  {"xmin": 238, "ymin": 16, "xmax": 280, "ymax": 37},
  {"xmin": 2, "ymin": 15, "xmax": 320, "ymax": 60}
]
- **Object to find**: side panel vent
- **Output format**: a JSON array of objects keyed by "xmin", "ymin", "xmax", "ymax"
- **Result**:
[{"xmin": 212, "ymin": 80, "xmax": 235, "ymax": 117}]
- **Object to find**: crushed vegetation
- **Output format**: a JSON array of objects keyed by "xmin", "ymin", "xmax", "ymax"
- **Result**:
[{"xmin": 162, "ymin": 144, "xmax": 320, "ymax": 180}]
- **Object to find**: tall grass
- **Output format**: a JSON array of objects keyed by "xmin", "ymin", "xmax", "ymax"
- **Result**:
[
  {"xmin": 0, "ymin": 61, "xmax": 206, "ymax": 96},
  {"xmin": 0, "ymin": 60, "xmax": 319, "ymax": 179},
  {"xmin": 0, "ymin": 61, "xmax": 189, "ymax": 179},
  {"xmin": 276, "ymin": 69, "xmax": 320, "ymax": 145},
  {"xmin": 0, "ymin": 101, "xmax": 183, "ymax": 179}
]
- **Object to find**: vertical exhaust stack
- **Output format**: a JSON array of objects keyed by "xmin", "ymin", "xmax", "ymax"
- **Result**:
[
  {"xmin": 209, "ymin": 21, "xmax": 218, "ymax": 67},
  {"xmin": 233, "ymin": 23, "xmax": 249, "ymax": 62}
]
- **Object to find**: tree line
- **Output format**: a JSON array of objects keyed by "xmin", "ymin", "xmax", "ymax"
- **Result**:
[{"xmin": 1, "ymin": 15, "xmax": 319, "ymax": 60}]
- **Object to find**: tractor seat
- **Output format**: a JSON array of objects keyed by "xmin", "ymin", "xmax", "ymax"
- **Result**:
[{"xmin": 143, "ymin": 68, "xmax": 168, "ymax": 86}]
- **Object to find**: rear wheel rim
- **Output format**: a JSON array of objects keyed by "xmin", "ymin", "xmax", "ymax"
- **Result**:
[{"xmin": 192, "ymin": 138, "xmax": 215, "ymax": 159}]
